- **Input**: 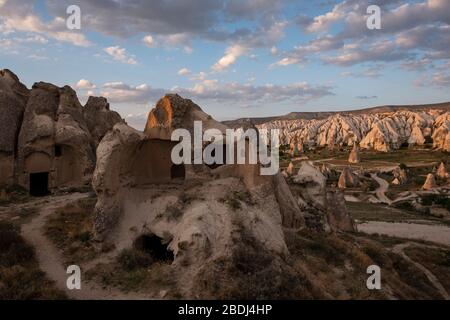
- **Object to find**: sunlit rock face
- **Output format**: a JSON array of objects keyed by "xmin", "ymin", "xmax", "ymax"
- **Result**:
[{"xmin": 258, "ymin": 110, "xmax": 450, "ymax": 152}]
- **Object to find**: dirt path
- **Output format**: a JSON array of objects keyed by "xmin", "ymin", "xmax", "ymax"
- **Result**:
[
  {"xmin": 358, "ymin": 221, "xmax": 450, "ymax": 246},
  {"xmin": 370, "ymin": 173, "xmax": 392, "ymax": 205},
  {"xmin": 20, "ymin": 193, "xmax": 150, "ymax": 300},
  {"xmin": 392, "ymin": 243, "xmax": 449, "ymax": 300}
]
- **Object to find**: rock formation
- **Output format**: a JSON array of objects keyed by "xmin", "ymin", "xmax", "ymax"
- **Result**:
[
  {"xmin": 326, "ymin": 189, "xmax": 356, "ymax": 232},
  {"xmin": 348, "ymin": 144, "xmax": 361, "ymax": 164},
  {"xmin": 292, "ymin": 161, "xmax": 327, "ymax": 210},
  {"xmin": 91, "ymin": 94, "xmax": 313, "ymax": 296},
  {"xmin": 392, "ymin": 167, "xmax": 408, "ymax": 185},
  {"xmin": 286, "ymin": 162, "xmax": 295, "ymax": 175},
  {"xmin": 0, "ymin": 69, "xmax": 29, "ymax": 186},
  {"xmin": 422, "ymin": 173, "xmax": 437, "ymax": 190},
  {"xmin": 436, "ymin": 162, "xmax": 448, "ymax": 179},
  {"xmin": 0, "ymin": 69, "xmax": 123, "ymax": 194},
  {"xmin": 290, "ymin": 161, "xmax": 354, "ymax": 231},
  {"xmin": 338, "ymin": 167, "xmax": 359, "ymax": 189},
  {"xmin": 83, "ymin": 96, "xmax": 124, "ymax": 145},
  {"xmin": 258, "ymin": 110, "xmax": 450, "ymax": 152},
  {"xmin": 145, "ymin": 93, "xmax": 227, "ymax": 140}
]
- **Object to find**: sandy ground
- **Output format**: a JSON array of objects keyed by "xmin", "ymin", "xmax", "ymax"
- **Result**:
[{"xmin": 358, "ymin": 221, "xmax": 450, "ymax": 246}]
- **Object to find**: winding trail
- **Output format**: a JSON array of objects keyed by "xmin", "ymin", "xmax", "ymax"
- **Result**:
[
  {"xmin": 392, "ymin": 243, "xmax": 449, "ymax": 300},
  {"xmin": 370, "ymin": 173, "xmax": 392, "ymax": 205},
  {"xmin": 19, "ymin": 193, "xmax": 150, "ymax": 300}
]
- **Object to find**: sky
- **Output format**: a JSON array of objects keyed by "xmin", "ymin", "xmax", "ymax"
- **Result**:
[{"xmin": 0, "ymin": 0, "xmax": 449, "ymax": 130}]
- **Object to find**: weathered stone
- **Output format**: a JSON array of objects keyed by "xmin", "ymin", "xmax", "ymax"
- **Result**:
[
  {"xmin": 422, "ymin": 173, "xmax": 437, "ymax": 190},
  {"xmin": 348, "ymin": 144, "xmax": 360, "ymax": 164}
]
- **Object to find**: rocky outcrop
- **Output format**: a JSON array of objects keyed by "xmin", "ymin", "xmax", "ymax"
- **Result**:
[
  {"xmin": 422, "ymin": 173, "xmax": 437, "ymax": 190},
  {"xmin": 432, "ymin": 113, "xmax": 450, "ymax": 152},
  {"xmin": 286, "ymin": 162, "xmax": 295, "ymax": 175},
  {"xmin": 392, "ymin": 167, "xmax": 408, "ymax": 185},
  {"xmin": 258, "ymin": 110, "xmax": 450, "ymax": 152},
  {"xmin": 436, "ymin": 162, "xmax": 448, "ymax": 179},
  {"xmin": 0, "ymin": 70, "xmax": 29, "ymax": 186},
  {"xmin": 326, "ymin": 189, "xmax": 356, "ymax": 232},
  {"xmin": 145, "ymin": 94, "xmax": 227, "ymax": 140},
  {"xmin": 292, "ymin": 161, "xmax": 327, "ymax": 210},
  {"xmin": 0, "ymin": 69, "xmax": 124, "ymax": 193},
  {"xmin": 338, "ymin": 167, "xmax": 359, "ymax": 189},
  {"xmin": 348, "ymin": 144, "xmax": 360, "ymax": 164},
  {"xmin": 83, "ymin": 96, "xmax": 124, "ymax": 145}
]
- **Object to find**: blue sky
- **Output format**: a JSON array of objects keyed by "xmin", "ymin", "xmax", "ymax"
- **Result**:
[{"xmin": 1, "ymin": 0, "xmax": 449, "ymax": 129}]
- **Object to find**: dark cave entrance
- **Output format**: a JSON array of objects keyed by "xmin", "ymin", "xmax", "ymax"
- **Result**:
[
  {"xmin": 171, "ymin": 164, "xmax": 186, "ymax": 180},
  {"xmin": 29, "ymin": 172, "xmax": 49, "ymax": 197},
  {"xmin": 134, "ymin": 234, "xmax": 174, "ymax": 262}
]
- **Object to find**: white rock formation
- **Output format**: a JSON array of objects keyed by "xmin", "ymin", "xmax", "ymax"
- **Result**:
[{"xmin": 258, "ymin": 110, "xmax": 450, "ymax": 152}]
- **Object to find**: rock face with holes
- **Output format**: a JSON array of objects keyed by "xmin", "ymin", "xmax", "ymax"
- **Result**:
[
  {"xmin": 17, "ymin": 82, "xmax": 96, "ymax": 192},
  {"xmin": 92, "ymin": 94, "xmax": 312, "ymax": 297},
  {"xmin": 0, "ymin": 69, "xmax": 124, "ymax": 194}
]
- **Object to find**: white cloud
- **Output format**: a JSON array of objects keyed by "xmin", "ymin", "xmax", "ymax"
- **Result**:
[
  {"xmin": 178, "ymin": 68, "xmax": 191, "ymax": 76},
  {"xmin": 75, "ymin": 79, "xmax": 96, "ymax": 90},
  {"xmin": 142, "ymin": 35, "xmax": 155, "ymax": 47},
  {"xmin": 212, "ymin": 44, "xmax": 248, "ymax": 72},
  {"xmin": 104, "ymin": 46, "xmax": 138, "ymax": 65},
  {"xmin": 98, "ymin": 78, "xmax": 333, "ymax": 106}
]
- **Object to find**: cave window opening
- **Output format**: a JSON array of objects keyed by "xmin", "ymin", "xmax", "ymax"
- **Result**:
[
  {"xmin": 134, "ymin": 234, "xmax": 174, "ymax": 263},
  {"xmin": 29, "ymin": 172, "xmax": 49, "ymax": 197},
  {"xmin": 55, "ymin": 145, "xmax": 62, "ymax": 157}
]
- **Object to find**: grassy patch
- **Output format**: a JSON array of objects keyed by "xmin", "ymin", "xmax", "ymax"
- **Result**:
[
  {"xmin": 86, "ymin": 246, "xmax": 178, "ymax": 296},
  {"xmin": 0, "ymin": 222, "xmax": 66, "ymax": 299},
  {"xmin": 404, "ymin": 246, "xmax": 450, "ymax": 294},
  {"xmin": 44, "ymin": 197, "xmax": 97, "ymax": 264}
]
